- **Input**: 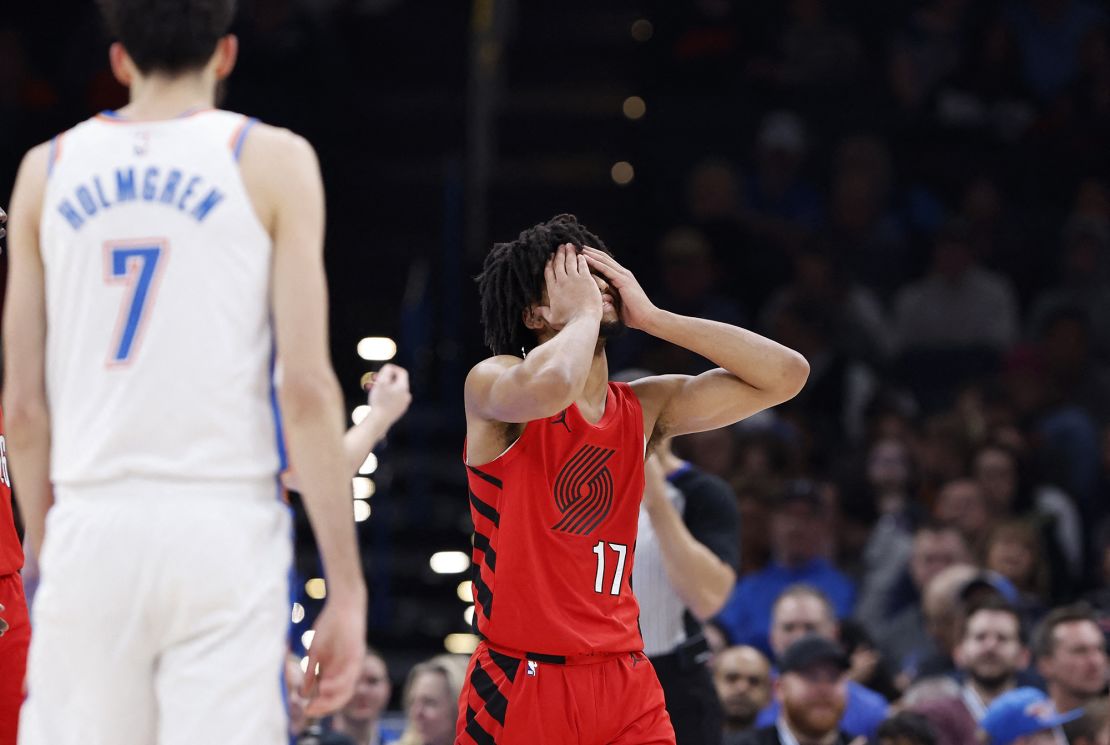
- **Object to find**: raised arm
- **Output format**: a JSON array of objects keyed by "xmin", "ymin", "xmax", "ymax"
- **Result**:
[
  {"xmin": 2, "ymin": 143, "xmax": 52, "ymax": 559},
  {"xmin": 582, "ymin": 247, "xmax": 809, "ymax": 442},
  {"xmin": 465, "ymin": 244, "xmax": 602, "ymax": 424},
  {"xmin": 642, "ymin": 456, "xmax": 736, "ymax": 620},
  {"xmin": 342, "ymin": 363, "xmax": 411, "ymax": 475},
  {"xmin": 242, "ymin": 124, "xmax": 364, "ymax": 715}
]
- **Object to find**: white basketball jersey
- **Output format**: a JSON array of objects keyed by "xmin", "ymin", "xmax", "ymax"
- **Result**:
[{"xmin": 40, "ymin": 109, "xmax": 282, "ymax": 487}]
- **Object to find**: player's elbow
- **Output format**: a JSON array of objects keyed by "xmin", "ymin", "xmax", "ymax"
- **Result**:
[
  {"xmin": 1, "ymin": 393, "xmax": 49, "ymax": 440},
  {"xmin": 687, "ymin": 565, "xmax": 736, "ymax": 622},
  {"xmin": 774, "ymin": 351, "xmax": 810, "ymax": 402}
]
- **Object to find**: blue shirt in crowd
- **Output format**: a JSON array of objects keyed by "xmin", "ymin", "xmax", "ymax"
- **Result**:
[{"xmin": 714, "ymin": 557, "xmax": 857, "ymax": 656}]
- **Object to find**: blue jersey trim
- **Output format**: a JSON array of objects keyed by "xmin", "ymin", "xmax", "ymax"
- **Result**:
[
  {"xmin": 269, "ymin": 346, "xmax": 289, "ymax": 473},
  {"xmin": 46, "ymin": 135, "xmax": 60, "ymax": 178},
  {"xmin": 232, "ymin": 117, "xmax": 259, "ymax": 162}
]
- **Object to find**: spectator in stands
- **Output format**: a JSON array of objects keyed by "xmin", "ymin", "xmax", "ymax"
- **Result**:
[
  {"xmin": 933, "ymin": 479, "xmax": 991, "ymax": 556},
  {"xmin": 1034, "ymin": 605, "xmax": 1110, "ymax": 716},
  {"xmin": 905, "ymin": 694, "xmax": 980, "ymax": 745},
  {"xmin": 876, "ymin": 711, "xmax": 938, "ymax": 745},
  {"xmin": 760, "ymin": 240, "xmax": 894, "ymax": 370},
  {"xmin": 396, "ymin": 655, "xmax": 469, "ymax": 745},
  {"xmin": 913, "ymin": 565, "xmax": 988, "ymax": 680},
  {"xmin": 854, "ymin": 438, "xmax": 926, "ymax": 632},
  {"xmin": 716, "ymin": 481, "xmax": 856, "ymax": 655},
  {"xmin": 715, "ymin": 645, "xmax": 773, "ymax": 744},
  {"xmin": 1086, "ymin": 521, "xmax": 1110, "ymax": 613},
  {"xmin": 1003, "ymin": 0, "xmax": 1109, "ymax": 102},
  {"xmin": 953, "ymin": 598, "xmax": 1030, "ymax": 721},
  {"xmin": 983, "ymin": 520, "xmax": 1051, "ymax": 622},
  {"xmin": 329, "ymin": 650, "xmax": 399, "ymax": 745},
  {"xmin": 825, "ymin": 135, "xmax": 911, "ymax": 304},
  {"xmin": 1062, "ymin": 697, "xmax": 1109, "ymax": 745},
  {"xmin": 893, "ymin": 220, "xmax": 1019, "ymax": 356},
  {"xmin": 755, "ymin": 585, "xmax": 888, "ymax": 738},
  {"xmin": 972, "ymin": 441, "xmax": 1083, "ymax": 590},
  {"xmin": 735, "ymin": 636, "xmax": 854, "ymax": 745},
  {"xmin": 981, "ymin": 687, "xmax": 1083, "ymax": 745},
  {"xmin": 874, "ymin": 523, "xmax": 971, "ymax": 680},
  {"xmin": 1030, "ymin": 218, "xmax": 1110, "ymax": 363}
]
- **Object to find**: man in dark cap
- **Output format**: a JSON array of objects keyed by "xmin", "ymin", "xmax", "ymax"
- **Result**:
[{"xmin": 735, "ymin": 636, "xmax": 853, "ymax": 745}]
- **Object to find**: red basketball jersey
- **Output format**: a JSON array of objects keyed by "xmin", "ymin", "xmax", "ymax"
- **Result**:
[
  {"xmin": 465, "ymin": 381, "xmax": 646, "ymax": 657},
  {"xmin": 0, "ymin": 406, "xmax": 24, "ymax": 576}
]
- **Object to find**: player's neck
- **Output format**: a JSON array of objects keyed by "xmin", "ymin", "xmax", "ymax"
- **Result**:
[
  {"xmin": 573, "ymin": 349, "xmax": 611, "ymax": 423},
  {"xmin": 120, "ymin": 72, "xmax": 216, "ymax": 120}
]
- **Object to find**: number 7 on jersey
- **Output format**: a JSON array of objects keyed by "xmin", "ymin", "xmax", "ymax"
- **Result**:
[{"xmin": 104, "ymin": 240, "xmax": 168, "ymax": 366}]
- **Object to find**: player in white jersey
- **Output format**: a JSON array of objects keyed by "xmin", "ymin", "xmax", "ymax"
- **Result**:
[{"xmin": 2, "ymin": 1, "xmax": 368, "ymax": 742}]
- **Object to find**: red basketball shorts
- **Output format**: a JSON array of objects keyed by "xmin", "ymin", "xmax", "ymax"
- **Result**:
[
  {"xmin": 456, "ymin": 641, "xmax": 675, "ymax": 745},
  {"xmin": 0, "ymin": 572, "xmax": 29, "ymax": 745}
]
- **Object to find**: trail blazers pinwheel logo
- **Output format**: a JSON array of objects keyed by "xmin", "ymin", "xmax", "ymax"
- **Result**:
[{"xmin": 552, "ymin": 445, "xmax": 616, "ymax": 535}]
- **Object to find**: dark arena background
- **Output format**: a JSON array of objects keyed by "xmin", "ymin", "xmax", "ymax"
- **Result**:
[{"xmin": 3, "ymin": 0, "xmax": 1110, "ymax": 737}]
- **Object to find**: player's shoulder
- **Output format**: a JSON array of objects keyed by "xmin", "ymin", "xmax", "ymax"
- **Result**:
[
  {"xmin": 17, "ymin": 140, "xmax": 52, "ymax": 178},
  {"xmin": 238, "ymin": 122, "xmax": 317, "ymax": 164},
  {"xmin": 466, "ymin": 355, "xmax": 523, "ymax": 382},
  {"xmin": 464, "ymin": 355, "xmax": 523, "ymax": 409},
  {"xmin": 11, "ymin": 140, "xmax": 52, "ymax": 208}
]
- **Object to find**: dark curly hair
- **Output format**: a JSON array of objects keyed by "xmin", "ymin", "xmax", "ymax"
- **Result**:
[
  {"xmin": 97, "ymin": 0, "xmax": 236, "ymax": 75},
  {"xmin": 476, "ymin": 214, "xmax": 611, "ymax": 356}
]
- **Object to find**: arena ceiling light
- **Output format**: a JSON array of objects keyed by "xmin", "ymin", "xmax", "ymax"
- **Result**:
[
  {"xmin": 357, "ymin": 337, "xmax": 397, "ymax": 361},
  {"xmin": 430, "ymin": 551, "xmax": 470, "ymax": 574},
  {"xmin": 444, "ymin": 633, "xmax": 479, "ymax": 654}
]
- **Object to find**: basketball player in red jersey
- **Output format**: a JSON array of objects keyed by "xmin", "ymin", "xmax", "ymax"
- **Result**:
[
  {"xmin": 459, "ymin": 214, "xmax": 810, "ymax": 744},
  {"xmin": 0, "ymin": 204, "xmax": 30, "ymax": 745}
]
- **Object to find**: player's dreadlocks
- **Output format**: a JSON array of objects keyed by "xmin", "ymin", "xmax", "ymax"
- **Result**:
[{"xmin": 477, "ymin": 214, "xmax": 611, "ymax": 356}]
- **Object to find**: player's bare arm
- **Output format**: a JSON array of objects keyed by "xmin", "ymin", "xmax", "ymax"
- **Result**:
[
  {"xmin": 243, "ymin": 125, "xmax": 366, "ymax": 715},
  {"xmin": 281, "ymin": 363, "xmax": 412, "ymax": 493},
  {"xmin": 465, "ymin": 244, "xmax": 602, "ymax": 464},
  {"xmin": 2, "ymin": 143, "xmax": 53, "ymax": 558},
  {"xmin": 581, "ymin": 247, "xmax": 810, "ymax": 446},
  {"xmin": 642, "ymin": 455, "xmax": 735, "ymax": 620},
  {"xmin": 343, "ymin": 363, "xmax": 411, "ymax": 474}
]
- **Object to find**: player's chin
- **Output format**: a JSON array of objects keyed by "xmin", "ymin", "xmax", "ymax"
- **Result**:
[{"xmin": 599, "ymin": 317, "xmax": 627, "ymax": 340}]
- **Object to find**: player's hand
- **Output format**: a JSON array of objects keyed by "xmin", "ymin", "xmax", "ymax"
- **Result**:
[
  {"xmin": 302, "ymin": 598, "xmax": 366, "ymax": 716},
  {"xmin": 0, "ymin": 206, "xmax": 7, "ymax": 241},
  {"xmin": 538, "ymin": 244, "xmax": 602, "ymax": 331},
  {"xmin": 0, "ymin": 603, "xmax": 8, "ymax": 637},
  {"xmin": 581, "ymin": 247, "xmax": 658, "ymax": 331},
  {"xmin": 366, "ymin": 363, "xmax": 411, "ymax": 427}
]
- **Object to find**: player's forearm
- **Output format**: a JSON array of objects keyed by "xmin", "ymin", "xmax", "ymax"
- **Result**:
[
  {"xmin": 4, "ymin": 400, "xmax": 53, "ymax": 558},
  {"xmin": 646, "ymin": 497, "xmax": 736, "ymax": 621},
  {"xmin": 343, "ymin": 410, "xmax": 393, "ymax": 477},
  {"xmin": 280, "ymin": 376, "xmax": 366, "ymax": 602},
  {"xmin": 517, "ymin": 311, "xmax": 601, "ymax": 406},
  {"xmin": 641, "ymin": 309, "xmax": 809, "ymax": 401}
]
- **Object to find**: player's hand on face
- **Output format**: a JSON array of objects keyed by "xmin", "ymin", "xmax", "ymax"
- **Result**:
[
  {"xmin": 581, "ymin": 247, "xmax": 658, "ymax": 331},
  {"xmin": 366, "ymin": 363, "xmax": 412, "ymax": 427},
  {"xmin": 302, "ymin": 599, "xmax": 366, "ymax": 716},
  {"xmin": 537, "ymin": 243, "xmax": 603, "ymax": 331}
]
